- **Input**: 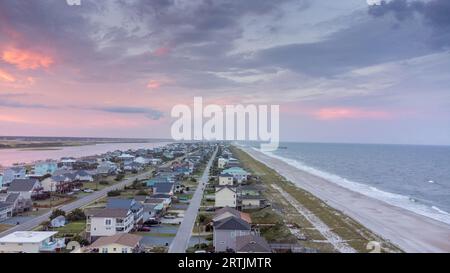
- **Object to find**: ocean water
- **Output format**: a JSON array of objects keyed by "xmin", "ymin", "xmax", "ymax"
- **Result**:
[
  {"xmin": 246, "ymin": 142, "xmax": 450, "ymax": 225},
  {"xmin": 0, "ymin": 142, "xmax": 171, "ymax": 167}
]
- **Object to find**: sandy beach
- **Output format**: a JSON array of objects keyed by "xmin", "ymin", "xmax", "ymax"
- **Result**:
[{"xmin": 242, "ymin": 147, "xmax": 450, "ymax": 253}]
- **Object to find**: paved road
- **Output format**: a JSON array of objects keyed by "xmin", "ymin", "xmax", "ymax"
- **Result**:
[{"xmin": 169, "ymin": 147, "xmax": 217, "ymax": 253}]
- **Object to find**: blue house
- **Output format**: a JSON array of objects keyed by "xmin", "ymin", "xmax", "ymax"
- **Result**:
[
  {"xmin": 2, "ymin": 167, "xmax": 26, "ymax": 186},
  {"xmin": 34, "ymin": 161, "xmax": 58, "ymax": 177},
  {"xmin": 221, "ymin": 167, "xmax": 249, "ymax": 183}
]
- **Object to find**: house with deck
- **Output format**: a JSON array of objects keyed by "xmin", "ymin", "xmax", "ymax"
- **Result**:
[
  {"xmin": 0, "ymin": 231, "xmax": 65, "ymax": 253},
  {"xmin": 2, "ymin": 167, "xmax": 26, "ymax": 187},
  {"xmin": 0, "ymin": 202, "xmax": 13, "ymax": 222},
  {"xmin": 87, "ymin": 208, "xmax": 134, "ymax": 238},
  {"xmin": 106, "ymin": 198, "xmax": 144, "ymax": 225},
  {"xmin": 221, "ymin": 167, "xmax": 249, "ymax": 183},
  {"xmin": 7, "ymin": 179, "xmax": 43, "ymax": 200},
  {"xmin": 0, "ymin": 193, "xmax": 27, "ymax": 215}
]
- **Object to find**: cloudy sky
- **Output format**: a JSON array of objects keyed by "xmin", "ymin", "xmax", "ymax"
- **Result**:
[{"xmin": 0, "ymin": 0, "xmax": 449, "ymax": 145}]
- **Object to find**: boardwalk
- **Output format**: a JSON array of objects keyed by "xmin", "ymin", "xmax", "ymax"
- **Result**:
[{"xmin": 169, "ymin": 147, "xmax": 217, "ymax": 253}]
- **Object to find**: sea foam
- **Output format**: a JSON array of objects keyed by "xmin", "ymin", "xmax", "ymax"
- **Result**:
[{"xmin": 256, "ymin": 148, "xmax": 450, "ymax": 225}]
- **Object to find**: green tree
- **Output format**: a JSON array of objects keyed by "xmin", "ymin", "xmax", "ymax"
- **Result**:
[
  {"xmin": 67, "ymin": 209, "xmax": 86, "ymax": 222},
  {"xmin": 49, "ymin": 209, "xmax": 66, "ymax": 220}
]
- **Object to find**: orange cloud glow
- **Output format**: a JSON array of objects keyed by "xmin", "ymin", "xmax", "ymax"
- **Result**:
[
  {"xmin": 2, "ymin": 48, "xmax": 54, "ymax": 70},
  {"xmin": 314, "ymin": 107, "xmax": 391, "ymax": 120},
  {"xmin": 0, "ymin": 68, "xmax": 16, "ymax": 83},
  {"xmin": 147, "ymin": 80, "xmax": 162, "ymax": 90}
]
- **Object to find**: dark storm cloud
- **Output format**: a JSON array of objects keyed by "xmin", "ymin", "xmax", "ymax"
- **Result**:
[
  {"xmin": 368, "ymin": 0, "xmax": 450, "ymax": 48},
  {"xmin": 252, "ymin": 16, "xmax": 431, "ymax": 76}
]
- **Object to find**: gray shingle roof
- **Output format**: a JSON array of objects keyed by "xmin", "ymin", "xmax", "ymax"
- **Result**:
[
  {"xmin": 89, "ymin": 208, "xmax": 130, "ymax": 218},
  {"xmin": 214, "ymin": 216, "xmax": 251, "ymax": 231},
  {"xmin": 236, "ymin": 234, "xmax": 272, "ymax": 253},
  {"xmin": 154, "ymin": 182, "xmax": 174, "ymax": 193},
  {"xmin": 8, "ymin": 179, "xmax": 39, "ymax": 192}
]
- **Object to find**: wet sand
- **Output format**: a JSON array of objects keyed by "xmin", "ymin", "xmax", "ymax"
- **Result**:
[{"xmin": 242, "ymin": 147, "xmax": 450, "ymax": 253}]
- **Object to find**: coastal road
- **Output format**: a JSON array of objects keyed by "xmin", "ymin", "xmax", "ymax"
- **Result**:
[
  {"xmin": 169, "ymin": 147, "xmax": 218, "ymax": 253},
  {"xmin": 0, "ymin": 158, "xmax": 180, "ymax": 238}
]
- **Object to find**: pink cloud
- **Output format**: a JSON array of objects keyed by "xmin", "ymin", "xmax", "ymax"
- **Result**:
[
  {"xmin": 152, "ymin": 46, "xmax": 170, "ymax": 57},
  {"xmin": 2, "ymin": 47, "xmax": 54, "ymax": 70},
  {"xmin": 314, "ymin": 107, "xmax": 391, "ymax": 120},
  {"xmin": 147, "ymin": 80, "xmax": 162, "ymax": 90},
  {"xmin": 0, "ymin": 68, "xmax": 16, "ymax": 83}
]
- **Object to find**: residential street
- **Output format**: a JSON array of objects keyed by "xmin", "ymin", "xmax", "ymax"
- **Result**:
[
  {"xmin": 0, "ymin": 170, "xmax": 154, "ymax": 238},
  {"xmin": 169, "ymin": 147, "xmax": 217, "ymax": 253}
]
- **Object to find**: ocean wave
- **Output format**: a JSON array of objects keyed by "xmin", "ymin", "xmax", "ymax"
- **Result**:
[{"xmin": 256, "ymin": 148, "xmax": 450, "ymax": 225}]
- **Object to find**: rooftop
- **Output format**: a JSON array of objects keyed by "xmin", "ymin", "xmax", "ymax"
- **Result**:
[
  {"xmin": 89, "ymin": 233, "xmax": 142, "ymax": 248},
  {"xmin": 0, "ymin": 232, "xmax": 58, "ymax": 243}
]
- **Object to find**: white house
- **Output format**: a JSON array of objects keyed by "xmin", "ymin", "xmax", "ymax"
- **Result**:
[
  {"xmin": 7, "ymin": 179, "xmax": 43, "ymax": 200},
  {"xmin": 218, "ymin": 158, "xmax": 228, "ymax": 169},
  {"xmin": 0, "ymin": 203, "xmax": 13, "ymax": 222},
  {"xmin": 218, "ymin": 174, "xmax": 234, "ymax": 186},
  {"xmin": 0, "ymin": 231, "xmax": 65, "ymax": 253},
  {"xmin": 134, "ymin": 157, "xmax": 150, "ymax": 165},
  {"xmin": 215, "ymin": 186, "xmax": 237, "ymax": 208},
  {"xmin": 87, "ymin": 208, "xmax": 134, "ymax": 238}
]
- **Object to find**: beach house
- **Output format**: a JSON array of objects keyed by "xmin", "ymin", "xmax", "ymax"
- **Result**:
[
  {"xmin": 221, "ymin": 167, "xmax": 249, "ymax": 183},
  {"xmin": 33, "ymin": 161, "xmax": 58, "ymax": 177},
  {"xmin": 106, "ymin": 198, "xmax": 144, "ymax": 225},
  {"xmin": 87, "ymin": 208, "xmax": 134, "ymax": 238},
  {"xmin": 218, "ymin": 158, "xmax": 228, "ymax": 169},
  {"xmin": 7, "ymin": 179, "xmax": 43, "ymax": 200},
  {"xmin": 2, "ymin": 167, "xmax": 26, "ymax": 186},
  {"xmin": 0, "ymin": 231, "xmax": 66, "ymax": 253},
  {"xmin": 85, "ymin": 233, "xmax": 143, "ymax": 253},
  {"xmin": 218, "ymin": 174, "xmax": 234, "ymax": 186},
  {"xmin": 215, "ymin": 186, "xmax": 237, "ymax": 208},
  {"xmin": 213, "ymin": 216, "xmax": 252, "ymax": 253},
  {"xmin": 0, "ymin": 193, "xmax": 27, "ymax": 215},
  {"xmin": 0, "ymin": 202, "xmax": 13, "ymax": 222}
]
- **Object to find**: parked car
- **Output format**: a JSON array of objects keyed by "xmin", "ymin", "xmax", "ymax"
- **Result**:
[
  {"xmin": 138, "ymin": 226, "xmax": 151, "ymax": 232},
  {"xmin": 144, "ymin": 219, "xmax": 161, "ymax": 226},
  {"xmin": 83, "ymin": 189, "xmax": 94, "ymax": 193}
]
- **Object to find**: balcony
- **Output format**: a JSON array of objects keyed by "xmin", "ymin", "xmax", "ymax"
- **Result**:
[{"xmin": 40, "ymin": 238, "xmax": 66, "ymax": 252}]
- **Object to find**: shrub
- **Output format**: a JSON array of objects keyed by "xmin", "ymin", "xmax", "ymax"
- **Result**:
[
  {"xmin": 67, "ymin": 209, "xmax": 86, "ymax": 222},
  {"xmin": 107, "ymin": 190, "xmax": 121, "ymax": 197},
  {"xmin": 115, "ymin": 174, "xmax": 125, "ymax": 181},
  {"xmin": 50, "ymin": 209, "xmax": 66, "ymax": 220},
  {"xmin": 99, "ymin": 181, "xmax": 109, "ymax": 185}
]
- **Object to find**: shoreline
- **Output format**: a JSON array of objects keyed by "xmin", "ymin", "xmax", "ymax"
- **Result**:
[{"xmin": 240, "ymin": 146, "xmax": 450, "ymax": 253}]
